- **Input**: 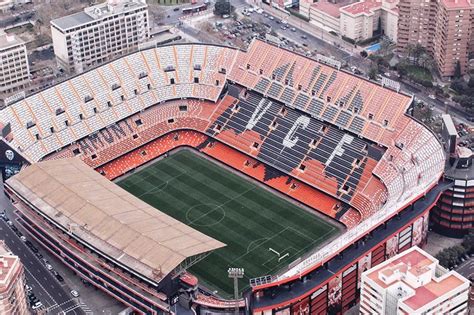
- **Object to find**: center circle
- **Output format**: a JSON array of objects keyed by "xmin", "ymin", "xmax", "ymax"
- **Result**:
[{"xmin": 186, "ymin": 204, "xmax": 225, "ymax": 227}]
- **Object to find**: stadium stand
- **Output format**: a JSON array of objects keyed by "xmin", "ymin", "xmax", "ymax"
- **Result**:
[{"xmin": 0, "ymin": 40, "xmax": 446, "ymax": 314}]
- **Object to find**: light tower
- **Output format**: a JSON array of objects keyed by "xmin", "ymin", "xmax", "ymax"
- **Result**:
[{"xmin": 228, "ymin": 267, "xmax": 244, "ymax": 315}]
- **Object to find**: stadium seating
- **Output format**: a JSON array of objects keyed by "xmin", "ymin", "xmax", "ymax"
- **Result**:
[{"xmin": 1, "ymin": 40, "xmax": 446, "ymax": 230}]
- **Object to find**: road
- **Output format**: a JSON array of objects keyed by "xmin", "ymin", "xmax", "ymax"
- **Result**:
[{"xmin": 0, "ymin": 177, "xmax": 86, "ymax": 315}]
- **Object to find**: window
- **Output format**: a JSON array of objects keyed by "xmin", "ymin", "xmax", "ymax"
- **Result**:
[
  {"xmin": 179, "ymin": 105, "xmax": 187, "ymax": 112},
  {"xmin": 252, "ymin": 142, "xmax": 260, "ymax": 149},
  {"xmin": 194, "ymin": 77, "xmax": 199, "ymax": 83},
  {"xmin": 167, "ymin": 118, "xmax": 175, "ymax": 124},
  {"xmin": 299, "ymin": 164, "xmax": 306, "ymax": 171},
  {"xmin": 170, "ymin": 78, "xmax": 175, "ymax": 85},
  {"xmin": 368, "ymin": 113, "xmax": 374, "ymax": 120}
]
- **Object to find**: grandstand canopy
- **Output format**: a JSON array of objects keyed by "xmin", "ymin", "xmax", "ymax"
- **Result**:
[{"xmin": 6, "ymin": 158, "xmax": 225, "ymax": 280}]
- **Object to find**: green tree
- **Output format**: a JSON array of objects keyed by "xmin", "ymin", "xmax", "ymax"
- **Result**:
[
  {"xmin": 214, "ymin": 0, "xmax": 232, "ymax": 16},
  {"xmin": 462, "ymin": 229, "xmax": 474, "ymax": 253},
  {"xmin": 454, "ymin": 60, "xmax": 462, "ymax": 78},
  {"xmin": 368, "ymin": 64, "xmax": 379, "ymax": 80}
]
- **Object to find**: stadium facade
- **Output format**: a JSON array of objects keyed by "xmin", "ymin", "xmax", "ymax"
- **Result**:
[{"xmin": 0, "ymin": 40, "xmax": 447, "ymax": 314}]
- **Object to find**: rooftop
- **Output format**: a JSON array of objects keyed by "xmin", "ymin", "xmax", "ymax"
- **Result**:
[
  {"xmin": 365, "ymin": 246, "xmax": 469, "ymax": 312},
  {"xmin": 340, "ymin": 0, "xmax": 382, "ymax": 16},
  {"xmin": 6, "ymin": 158, "xmax": 225, "ymax": 281},
  {"xmin": 51, "ymin": 0, "xmax": 147, "ymax": 31},
  {"xmin": 441, "ymin": 0, "xmax": 473, "ymax": 9},
  {"xmin": 0, "ymin": 34, "xmax": 24, "ymax": 50},
  {"xmin": 311, "ymin": 0, "xmax": 353, "ymax": 18},
  {"xmin": 0, "ymin": 241, "xmax": 21, "ymax": 285}
]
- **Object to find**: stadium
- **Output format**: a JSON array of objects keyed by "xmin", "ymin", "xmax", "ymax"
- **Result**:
[{"xmin": 0, "ymin": 40, "xmax": 447, "ymax": 314}]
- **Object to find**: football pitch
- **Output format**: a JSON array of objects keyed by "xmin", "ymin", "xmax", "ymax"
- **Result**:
[{"xmin": 118, "ymin": 150, "xmax": 340, "ymax": 297}]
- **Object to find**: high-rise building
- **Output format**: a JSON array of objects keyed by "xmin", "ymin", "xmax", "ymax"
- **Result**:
[
  {"xmin": 431, "ymin": 114, "xmax": 474, "ymax": 237},
  {"xmin": 50, "ymin": 0, "xmax": 150, "ymax": 74},
  {"xmin": 0, "ymin": 241, "xmax": 29, "ymax": 315},
  {"xmin": 0, "ymin": 33, "xmax": 30, "ymax": 97},
  {"xmin": 340, "ymin": 0, "xmax": 399, "ymax": 42},
  {"xmin": 397, "ymin": 0, "xmax": 474, "ymax": 78},
  {"xmin": 360, "ymin": 246, "xmax": 470, "ymax": 315}
]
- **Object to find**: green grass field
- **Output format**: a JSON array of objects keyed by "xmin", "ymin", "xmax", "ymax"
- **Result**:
[{"xmin": 118, "ymin": 150, "xmax": 339, "ymax": 297}]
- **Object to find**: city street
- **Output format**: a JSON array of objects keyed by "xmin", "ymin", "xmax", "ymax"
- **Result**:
[{"xmin": 0, "ymin": 217, "xmax": 84, "ymax": 314}]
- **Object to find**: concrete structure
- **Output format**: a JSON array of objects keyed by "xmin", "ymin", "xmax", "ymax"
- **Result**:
[
  {"xmin": 300, "ymin": 0, "xmax": 399, "ymax": 41},
  {"xmin": 51, "ymin": 0, "xmax": 150, "ymax": 74},
  {"xmin": 360, "ymin": 246, "xmax": 470, "ymax": 315},
  {"xmin": 0, "ymin": 241, "xmax": 29, "ymax": 315},
  {"xmin": 0, "ymin": 34, "xmax": 29, "ymax": 97},
  {"xmin": 431, "ymin": 115, "xmax": 474, "ymax": 236},
  {"xmin": 0, "ymin": 0, "xmax": 31, "ymax": 13},
  {"xmin": 301, "ymin": 0, "xmax": 353, "ymax": 34},
  {"xmin": 397, "ymin": 0, "xmax": 474, "ymax": 78},
  {"xmin": 340, "ymin": 0, "xmax": 399, "ymax": 42}
]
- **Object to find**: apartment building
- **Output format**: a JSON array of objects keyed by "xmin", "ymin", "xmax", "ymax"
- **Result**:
[
  {"xmin": 340, "ymin": 0, "xmax": 399, "ymax": 42},
  {"xmin": 360, "ymin": 246, "xmax": 470, "ymax": 315},
  {"xmin": 0, "ymin": 241, "xmax": 29, "ymax": 315},
  {"xmin": 0, "ymin": 34, "xmax": 30, "ymax": 97},
  {"xmin": 51, "ymin": 0, "xmax": 150, "ymax": 74},
  {"xmin": 300, "ymin": 0, "xmax": 354, "ymax": 33},
  {"xmin": 397, "ymin": 0, "xmax": 474, "ymax": 78},
  {"xmin": 300, "ymin": 0, "xmax": 399, "ymax": 42}
]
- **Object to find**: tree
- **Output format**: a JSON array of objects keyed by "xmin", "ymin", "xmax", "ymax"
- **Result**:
[
  {"xmin": 412, "ymin": 44, "xmax": 426, "ymax": 66},
  {"xmin": 368, "ymin": 64, "xmax": 379, "ymax": 80},
  {"xmin": 214, "ymin": 0, "xmax": 232, "ymax": 16},
  {"xmin": 462, "ymin": 229, "xmax": 474, "ymax": 254},
  {"xmin": 360, "ymin": 50, "xmax": 368, "ymax": 58},
  {"xmin": 454, "ymin": 60, "xmax": 462, "ymax": 79},
  {"xmin": 451, "ymin": 79, "xmax": 465, "ymax": 94}
]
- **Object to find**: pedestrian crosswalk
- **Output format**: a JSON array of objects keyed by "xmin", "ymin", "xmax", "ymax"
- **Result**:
[{"xmin": 79, "ymin": 302, "xmax": 93, "ymax": 315}]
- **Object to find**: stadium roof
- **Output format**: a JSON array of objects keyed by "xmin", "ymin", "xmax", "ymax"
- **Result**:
[{"xmin": 6, "ymin": 158, "xmax": 225, "ymax": 280}]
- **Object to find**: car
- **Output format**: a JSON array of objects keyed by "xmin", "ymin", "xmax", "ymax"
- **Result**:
[
  {"xmin": 291, "ymin": 27, "xmax": 296, "ymax": 32},
  {"xmin": 269, "ymin": 16, "xmax": 274, "ymax": 20},
  {"xmin": 25, "ymin": 241, "xmax": 32, "ymax": 248},
  {"xmin": 428, "ymin": 94, "xmax": 436, "ymax": 99},
  {"xmin": 173, "ymin": 7, "xmax": 179, "ymax": 11},
  {"xmin": 35, "ymin": 252, "xmax": 43, "ymax": 259},
  {"xmin": 45, "ymin": 263, "xmax": 53, "ymax": 271},
  {"xmin": 25, "ymin": 285, "xmax": 32, "ymax": 292},
  {"xmin": 15, "ymin": 231, "xmax": 22, "ymax": 237},
  {"xmin": 70, "ymin": 290, "xmax": 80, "ymax": 298},
  {"xmin": 56, "ymin": 274, "xmax": 64, "ymax": 282},
  {"xmin": 7, "ymin": 220, "xmax": 13, "ymax": 226},
  {"xmin": 301, "ymin": 35, "xmax": 307, "ymax": 39},
  {"xmin": 11, "ymin": 226, "xmax": 17, "ymax": 232},
  {"xmin": 32, "ymin": 302, "xmax": 43, "ymax": 310},
  {"xmin": 31, "ymin": 246, "xmax": 38, "ymax": 253},
  {"xmin": 20, "ymin": 236, "xmax": 26, "ymax": 242}
]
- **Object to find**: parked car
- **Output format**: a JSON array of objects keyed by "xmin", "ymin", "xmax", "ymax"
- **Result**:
[
  {"xmin": 25, "ymin": 241, "xmax": 33, "ymax": 248},
  {"xmin": 56, "ymin": 274, "xmax": 64, "ymax": 282},
  {"xmin": 35, "ymin": 253, "xmax": 43, "ymax": 259},
  {"xmin": 31, "ymin": 247, "xmax": 38, "ymax": 253},
  {"xmin": 45, "ymin": 263, "xmax": 53, "ymax": 271},
  {"xmin": 70, "ymin": 290, "xmax": 80, "ymax": 298},
  {"xmin": 20, "ymin": 236, "xmax": 27, "ymax": 242},
  {"xmin": 32, "ymin": 301, "xmax": 43, "ymax": 310}
]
